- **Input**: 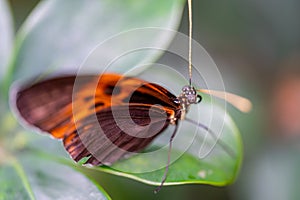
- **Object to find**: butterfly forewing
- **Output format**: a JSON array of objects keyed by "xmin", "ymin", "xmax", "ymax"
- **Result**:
[
  {"xmin": 14, "ymin": 73, "xmax": 180, "ymax": 165},
  {"xmin": 15, "ymin": 75, "xmax": 97, "ymax": 138}
]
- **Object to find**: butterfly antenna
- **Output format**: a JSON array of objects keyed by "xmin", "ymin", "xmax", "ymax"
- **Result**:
[
  {"xmin": 188, "ymin": 0, "xmax": 193, "ymax": 86},
  {"xmin": 154, "ymin": 123, "xmax": 179, "ymax": 194},
  {"xmin": 185, "ymin": 118, "xmax": 236, "ymax": 159}
]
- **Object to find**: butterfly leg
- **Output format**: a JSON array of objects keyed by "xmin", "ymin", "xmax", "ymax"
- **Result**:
[{"xmin": 154, "ymin": 121, "xmax": 179, "ymax": 193}]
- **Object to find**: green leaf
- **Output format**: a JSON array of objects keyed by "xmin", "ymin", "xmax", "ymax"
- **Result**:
[
  {"xmin": 1, "ymin": 97, "xmax": 111, "ymax": 199},
  {"xmin": 90, "ymin": 102, "xmax": 242, "ymax": 186},
  {"xmin": 0, "ymin": 164, "xmax": 33, "ymax": 200},
  {"xmin": 0, "ymin": 0, "xmax": 13, "ymax": 84},
  {"xmin": 5, "ymin": 0, "xmax": 185, "ymax": 90},
  {"xmin": 0, "ymin": 153, "xmax": 111, "ymax": 200}
]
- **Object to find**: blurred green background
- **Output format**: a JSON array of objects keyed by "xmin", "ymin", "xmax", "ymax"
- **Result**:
[{"xmin": 4, "ymin": 0, "xmax": 300, "ymax": 199}]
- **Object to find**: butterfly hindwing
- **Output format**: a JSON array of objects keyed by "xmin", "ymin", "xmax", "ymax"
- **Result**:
[{"xmin": 66, "ymin": 105, "xmax": 171, "ymax": 165}]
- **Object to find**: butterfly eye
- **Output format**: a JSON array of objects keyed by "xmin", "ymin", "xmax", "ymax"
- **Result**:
[{"xmin": 181, "ymin": 86, "xmax": 198, "ymax": 104}]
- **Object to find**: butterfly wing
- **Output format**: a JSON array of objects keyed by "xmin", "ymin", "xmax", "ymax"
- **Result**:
[
  {"xmin": 14, "ymin": 75, "xmax": 98, "ymax": 138},
  {"xmin": 13, "ymin": 73, "xmax": 179, "ymax": 165},
  {"xmin": 64, "ymin": 104, "xmax": 172, "ymax": 165}
]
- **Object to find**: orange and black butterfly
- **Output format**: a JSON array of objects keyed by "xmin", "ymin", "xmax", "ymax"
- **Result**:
[{"xmin": 11, "ymin": 73, "xmax": 251, "ymax": 189}]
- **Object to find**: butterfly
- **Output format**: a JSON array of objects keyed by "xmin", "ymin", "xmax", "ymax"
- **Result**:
[{"xmin": 11, "ymin": 73, "xmax": 251, "ymax": 190}]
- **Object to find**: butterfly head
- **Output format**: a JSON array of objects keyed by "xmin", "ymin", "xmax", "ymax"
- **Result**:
[{"xmin": 175, "ymin": 85, "xmax": 202, "ymax": 120}]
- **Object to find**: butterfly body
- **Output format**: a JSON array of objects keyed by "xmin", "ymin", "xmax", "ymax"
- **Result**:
[{"xmin": 13, "ymin": 73, "xmax": 200, "ymax": 165}]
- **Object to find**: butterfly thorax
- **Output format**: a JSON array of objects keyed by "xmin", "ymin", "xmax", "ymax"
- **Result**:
[{"xmin": 174, "ymin": 85, "xmax": 201, "ymax": 121}]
